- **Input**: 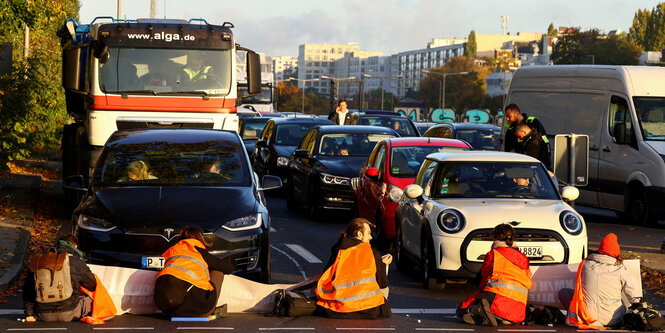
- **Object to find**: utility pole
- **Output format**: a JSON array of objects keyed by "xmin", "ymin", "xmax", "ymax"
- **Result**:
[
  {"xmin": 501, "ymin": 15, "xmax": 509, "ymax": 35},
  {"xmin": 117, "ymin": 0, "xmax": 121, "ymax": 19},
  {"xmin": 150, "ymin": 0, "xmax": 157, "ymax": 19},
  {"xmin": 23, "ymin": 0, "xmax": 30, "ymax": 58},
  {"xmin": 329, "ymin": 79, "xmax": 336, "ymax": 114}
]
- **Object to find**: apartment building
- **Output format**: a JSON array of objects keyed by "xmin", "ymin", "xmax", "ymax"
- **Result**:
[
  {"xmin": 273, "ymin": 56, "xmax": 298, "ymax": 83},
  {"xmin": 297, "ymin": 43, "xmax": 360, "ymax": 94}
]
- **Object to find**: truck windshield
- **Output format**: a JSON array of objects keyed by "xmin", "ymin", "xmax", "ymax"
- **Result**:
[
  {"xmin": 238, "ymin": 84, "xmax": 272, "ymax": 104},
  {"xmin": 634, "ymin": 97, "xmax": 665, "ymax": 141},
  {"xmin": 98, "ymin": 48, "xmax": 232, "ymax": 96}
]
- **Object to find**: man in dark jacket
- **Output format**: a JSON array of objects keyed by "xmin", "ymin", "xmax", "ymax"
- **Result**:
[
  {"xmin": 514, "ymin": 123, "xmax": 551, "ymax": 168},
  {"xmin": 503, "ymin": 104, "xmax": 549, "ymax": 157},
  {"xmin": 328, "ymin": 100, "xmax": 354, "ymax": 125},
  {"xmin": 24, "ymin": 235, "xmax": 97, "ymax": 322}
]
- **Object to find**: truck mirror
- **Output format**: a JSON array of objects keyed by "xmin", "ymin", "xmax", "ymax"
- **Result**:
[
  {"xmin": 93, "ymin": 42, "xmax": 108, "ymax": 60},
  {"xmin": 613, "ymin": 123, "xmax": 626, "ymax": 144},
  {"xmin": 63, "ymin": 48, "xmax": 81, "ymax": 91},
  {"xmin": 246, "ymin": 51, "xmax": 261, "ymax": 95}
]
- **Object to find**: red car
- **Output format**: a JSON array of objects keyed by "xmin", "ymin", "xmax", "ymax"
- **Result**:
[{"xmin": 356, "ymin": 137, "xmax": 472, "ymax": 241}]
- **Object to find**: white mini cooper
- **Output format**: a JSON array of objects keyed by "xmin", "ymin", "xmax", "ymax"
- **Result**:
[{"xmin": 391, "ymin": 151, "xmax": 587, "ymax": 289}]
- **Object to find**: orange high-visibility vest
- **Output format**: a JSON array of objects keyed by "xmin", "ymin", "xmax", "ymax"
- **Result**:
[
  {"xmin": 157, "ymin": 239, "xmax": 214, "ymax": 291},
  {"xmin": 483, "ymin": 249, "xmax": 533, "ymax": 304},
  {"xmin": 80, "ymin": 273, "xmax": 116, "ymax": 324},
  {"xmin": 316, "ymin": 242, "xmax": 385, "ymax": 313},
  {"xmin": 566, "ymin": 259, "xmax": 608, "ymax": 330}
]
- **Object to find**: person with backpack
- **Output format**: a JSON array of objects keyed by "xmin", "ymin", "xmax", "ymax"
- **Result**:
[
  {"xmin": 23, "ymin": 234, "xmax": 97, "ymax": 322},
  {"xmin": 153, "ymin": 226, "xmax": 235, "ymax": 318},
  {"xmin": 564, "ymin": 233, "xmax": 641, "ymax": 329},
  {"xmin": 316, "ymin": 218, "xmax": 392, "ymax": 319},
  {"xmin": 457, "ymin": 223, "xmax": 533, "ymax": 327}
]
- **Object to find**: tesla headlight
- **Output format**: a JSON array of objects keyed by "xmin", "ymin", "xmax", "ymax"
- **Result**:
[
  {"xmin": 437, "ymin": 209, "xmax": 465, "ymax": 233},
  {"xmin": 276, "ymin": 157, "xmax": 289, "ymax": 167},
  {"xmin": 221, "ymin": 213, "xmax": 263, "ymax": 231},
  {"xmin": 77, "ymin": 214, "xmax": 117, "ymax": 232},
  {"xmin": 321, "ymin": 173, "xmax": 350, "ymax": 186},
  {"xmin": 560, "ymin": 210, "xmax": 583, "ymax": 235}
]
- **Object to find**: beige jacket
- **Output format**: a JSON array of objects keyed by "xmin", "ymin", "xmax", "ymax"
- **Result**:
[{"xmin": 580, "ymin": 253, "xmax": 641, "ymax": 327}]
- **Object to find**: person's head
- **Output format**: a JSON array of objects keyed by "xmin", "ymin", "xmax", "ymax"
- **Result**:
[
  {"xmin": 491, "ymin": 223, "xmax": 515, "ymax": 247},
  {"xmin": 513, "ymin": 177, "xmax": 530, "ymax": 186},
  {"xmin": 127, "ymin": 160, "xmax": 149, "ymax": 180},
  {"xmin": 393, "ymin": 121, "xmax": 401, "ymax": 130},
  {"xmin": 188, "ymin": 52, "xmax": 204, "ymax": 70},
  {"xmin": 209, "ymin": 160, "xmax": 222, "ymax": 174},
  {"xmin": 337, "ymin": 100, "xmax": 348, "ymax": 112},
  {"xmin": 340, "ymin": 218, "xmax": 372, "ymax": 243},
  {"xmin": 179, "ymin": 226, "xmax": 212, "ymax": 248},
  {"xmin": 504, "ymin": 104, "xmax": 523, "ymax": 125},
  {"xmin": 598, "ymin": 233, "xmax": 620, "ymax": 258},
  {"xmin": 514, "ymin": 123, "xmax": 532, "ymax": 140}
]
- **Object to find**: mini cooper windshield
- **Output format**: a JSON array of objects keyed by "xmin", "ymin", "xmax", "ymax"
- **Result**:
[
  {"xmin": 95, "ymin": 139, "xmax": 250, "ymax": 187},
  {"xmin": 431, "ymin": 162, "xmax": 558, "ymax": 199}
]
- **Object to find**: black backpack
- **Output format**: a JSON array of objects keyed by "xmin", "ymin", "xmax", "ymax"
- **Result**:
[
  {"xmin": 623, "ymin": 301, "xmax": 665, "ymax": 331},
  {"xmin": 272, "ymin": 289, "xmax": 317, "ymax": 317}
]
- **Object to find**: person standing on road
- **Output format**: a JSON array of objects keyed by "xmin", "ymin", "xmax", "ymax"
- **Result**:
[
  {"xmin": 457, "ymin": 223, "xmax": 533, "ymax": 327},
  {"xmin": 514, "ymin": 123, "xmax": 551, "ymax": 168},
  {"xmin": 563, "ymin": 233, "xmax": 641, "ymax": 329},
  {"xmin": 503, "ymin": 104, "xmax": 549, "ymax": 156},
  {"xmin": 154, "ymin": 226, "xmax": 235, "ymax": 318},
  {"xmin": 23, "ymin": 235, "xmax": 97, "ymax": 322},
  {"xmin": 328, "ymin": 100, "xmax": 354, "ymax": 125},
  {"xmin": 316, "ymin": 218, "xmax": 392, "ymax": 319}
]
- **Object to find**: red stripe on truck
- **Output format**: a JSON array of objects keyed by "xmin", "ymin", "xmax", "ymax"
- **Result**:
[{"xmin": 89, "ymin": 95, "xmax": 237, "ymax": 113}]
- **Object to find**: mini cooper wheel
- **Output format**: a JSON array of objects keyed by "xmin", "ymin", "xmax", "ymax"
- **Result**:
[
  {"xmin": 421, "ymin": 229, "xmax": 445, "ymax": 290},
  {"xmin": 395, "ymin": 220, "xmax": 410, "ymax": 272}
]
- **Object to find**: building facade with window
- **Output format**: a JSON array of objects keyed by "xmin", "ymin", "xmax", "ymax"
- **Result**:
[
  {"xmin": 297, "ymin": 43, "xmax": 361, "ymax": 94},
  {"xmin": 273, "ymin": 56, "xmax": 298, "ymax": 83}
]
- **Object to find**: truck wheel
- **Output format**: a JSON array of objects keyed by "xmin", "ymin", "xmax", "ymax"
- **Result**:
[
  {"xmin": 625, "ymin": 187, "xmax": 655, "ymax": 226},
  {"xmin": 421, "ymin": 229, "xmax": 445, "ymax": 290}
]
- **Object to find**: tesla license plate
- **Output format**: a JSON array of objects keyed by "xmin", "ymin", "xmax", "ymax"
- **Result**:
[
  {"xmin": 142, "ymin": 256, "xmax": 165, "ymax": 269},
  {"xmin": 518, "ymin": 246, "xmax": 542, "ymax": 258}
]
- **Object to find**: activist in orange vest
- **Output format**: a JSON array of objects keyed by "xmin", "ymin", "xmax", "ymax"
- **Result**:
[
  {"xmin": 154, "ymin": 226, "xmax": 235, "ymax": 318},
  {"xmin": 458, "ymin": 223, "xmax": 533, "ymax": 326},
  {"xmin": 316, "ymin": 218, "xmax": 392, "ymax": 319},
  {"xmin": 564, "ymin": 233, "xmax": 641, "ymax": 329}
]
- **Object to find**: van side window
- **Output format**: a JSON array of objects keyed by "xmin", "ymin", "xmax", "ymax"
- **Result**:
[{"xmin": 609, "ymin": 96, "xmax": 634, "ymax": 145}]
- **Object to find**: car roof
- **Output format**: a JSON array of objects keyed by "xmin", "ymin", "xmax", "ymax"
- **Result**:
[
  {"xmin": 426, "ymin": 151, "xmax": 540, "ymax": 163},
  {"xmin": 317, "ymin": 125, "xmax": 397, "ymax": 135},
  {"xmin": 356, "ymin": 113, "xmax": 411, "ymax": 120},
  {"xmin": 430, "ymin": 123, "xmax": 501, "ymax": 130},
  {"xmin": 357, "ymin": 109, "xmax": 399, "ymax": 115},
  {"xmin": 385, "ymin": 137, "xmax": 471, "ymax": 148},
  {"xmin": 106, "ymin": 128, "xmax": 240, "ymax": 147},
  {"xmin": 242, "ymin": 117, "xmax": 271, "ymax": 123},
  {"xmin": 271, "ymin": 117, "xmax": 334, "ymax": 125}
]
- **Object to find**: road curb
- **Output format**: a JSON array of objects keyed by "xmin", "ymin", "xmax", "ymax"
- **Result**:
[{"xmin": 0, "ymin": 229, "xmax": 31, "ymax": 293}]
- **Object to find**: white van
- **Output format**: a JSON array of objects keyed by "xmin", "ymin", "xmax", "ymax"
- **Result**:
[{"xmin": 505, "ymin": 65, "xmax": 665, "ymax": 226}]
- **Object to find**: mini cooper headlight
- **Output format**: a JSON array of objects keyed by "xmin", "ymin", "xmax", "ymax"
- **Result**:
[
  {"xmin": 321, "ymin": 173, "xmax": 350, "ymax": 186},
  {"xmin": 221, "ymin": 213, "xmax": 263, "ymax": 231},
  {"xmin": 78, "ymin": 214, "xmax": 117, "ymax": 232},
  {"xmin": 276, "ymin": 157, "xmax": 289, "ymax": 167},
  {"xmin": 560, "ymin": 210, "xmax": 583, "ymax": 235},
  {"xmin": 437, "ymin": 209, "xmax": 465, "ymax": 233}
]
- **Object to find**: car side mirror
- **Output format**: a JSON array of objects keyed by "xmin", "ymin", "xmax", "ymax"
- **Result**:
[
  {"xmin": 404, "ymin": 184, "xmax": 423, "ymax": 200},
  {"xmin": 256, "ymin": 140, "xmax": 268, "ymax": 148},
  {"xmin": 294, "ymin": 149, "xmax": 309, "ymax": 158},
  {"xmin": 560, "ymin": 186, "xmax": 579, "ymax": 202},
  {"xmin": 613, "ymin": 123, "xmax": 626, "ymax": 144},
  {"xmin": 259, "ymin": 175, "xmax": 282, "ymax": 191},
  {"xmin": 389, "ymin": 185, "xmax": 404, "ymax": 203},
  {"xmin": 366, "ymin": 167, "xmax": 379, "ymax": 179},
  {"xmin": 63, "ymin": 175, "xmax": 87, "ymax": 192}
]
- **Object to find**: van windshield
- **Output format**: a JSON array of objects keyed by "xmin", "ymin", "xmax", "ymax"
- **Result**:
[{"xmin": 634, "ymin": 97, "xmax": 665, "ymax": 141}]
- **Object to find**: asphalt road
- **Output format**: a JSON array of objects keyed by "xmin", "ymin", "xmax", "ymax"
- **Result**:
[{"xmin": 0, "ymin": 188, "xmax": 663, "ymax": 332}]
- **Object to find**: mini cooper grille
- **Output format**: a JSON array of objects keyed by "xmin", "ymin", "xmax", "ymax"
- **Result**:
[{"xmin": 471, "ymin": 230, "xmax": 558, "ymax": 242}]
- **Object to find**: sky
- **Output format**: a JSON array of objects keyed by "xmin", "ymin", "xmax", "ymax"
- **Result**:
[{"xmin": 78, "ymin": 0, "xmax": 662, "ymax": 57}]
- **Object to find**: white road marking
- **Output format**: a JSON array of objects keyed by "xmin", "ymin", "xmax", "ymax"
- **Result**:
[
  {"xmin": 285, "ymin": 244, "xmax": 322, "ymax": 263},
  {"xmin": 270, "ymin": 245, "xmax": 307, "ymax": 279},
  {"xmin": 335, "ymin": 329, "xmax": 395, "ymax": 331},
  {"xmin": 392, "ymin": 308, "xmax": 456, "ymax": 314},
  {"xmin": 8, "ymin": 329, "xmax": 67, "ymax": 331},
  {"xmin": 93, "ymin": 328, "xmax": 154, "ymax": 330},
  {"xmin": 259, "ymin": 329, "xmax": 315, "ymax": 331},
  {"xmin": 415, "ymin": 329, "xmax": 474, "ymax": 332},
  {"xmin": 177, "ymin": 328, "xmax": 234, "ymax": 330},
  {"xmin": 270, "ymin": 227, "xmax": 276, "ymax": 232},
  {"xmin": 498, "ymin": 330, "xmax": 556, "ymax": 332}
]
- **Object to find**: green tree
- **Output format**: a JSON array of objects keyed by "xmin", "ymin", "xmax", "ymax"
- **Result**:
[
  {"xmin": 551, "ymin": 28, "xmax": 640, "ymax": 65},
  {"xmin": 547, "ymin": 23, "xmax": 558, "ymax": 37},
  {"xmin": 464, "ymin": 30, "xmax": 477, "ymax": 58},
  {"xmin": 628, "ymin": 3, "xmax": 665, "ymax": 51},
  {"xmin": 0, "ymin": 0, "xmax": 79, "ymax": 168}
]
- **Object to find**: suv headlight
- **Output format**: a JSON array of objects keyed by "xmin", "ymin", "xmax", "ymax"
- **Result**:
[
  {"xmin": 321, "ymin": 173, "xmax": 350, "ymax": 186},
  {"xmin": 221, "ymin": 213, "xmax": 263, "ymax": 231},
  {"xmin": 560, "ymin": 210, "xmax": 583, "ymax": 235},
  {"xmin": 276, "ymin": 157, "xmax": 289, "ymax": 167},
  {"xmin": 78, "ymin": 214, "xmax": 117, "ymax": 232},
  {"xmin": 437, "ymin": 209, "xmax": 465, "ymax": 233}
]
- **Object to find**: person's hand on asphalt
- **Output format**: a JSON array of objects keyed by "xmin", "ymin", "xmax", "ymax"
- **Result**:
[
  {"xmin": 25, "ymin": 316, "xmax": 36, "ymax": 322},
  {"xmin": 382, "ymin": 254, "xmax": 393, "ymax": 265}
]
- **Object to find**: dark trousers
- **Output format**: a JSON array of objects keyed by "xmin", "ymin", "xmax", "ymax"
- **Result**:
[{"xmin": 34, "ymin": 296, "xmax": 92, "ymax": 322}]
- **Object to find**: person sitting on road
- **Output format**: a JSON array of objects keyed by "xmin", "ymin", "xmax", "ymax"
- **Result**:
[
  {"xmin": 457, "ymin": 223, "xmax": 533, "ymax": 327},
  {"xmin": 23, "ymin": 234, "xmax": 97, "ymax": 322},
  {"xmin": 316, "ymin": 218, "xmax": 392, "ymax": 319},
  {"xmin": 154, "ymin": 226, "xmax": 235, "ymax": 318},
  {"xmin": 562, "ymin": 233, "xmax": 641, "ymax": 329}
]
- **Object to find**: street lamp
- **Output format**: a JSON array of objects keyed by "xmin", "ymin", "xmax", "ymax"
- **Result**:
[
  {"xmin": 321, "ymin": 75, "xmax": 357, "ymax": 112},
  {"xmin": 287, "ymin": 77, "xmax": 319, "ymax": 114},
  {"xmin": 422, "ymin": 70, "xmax": 468, "ymax": 110},
  {"xmin": 363, "ymin": 73, "xmax": 403, "ymax": 110}
]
